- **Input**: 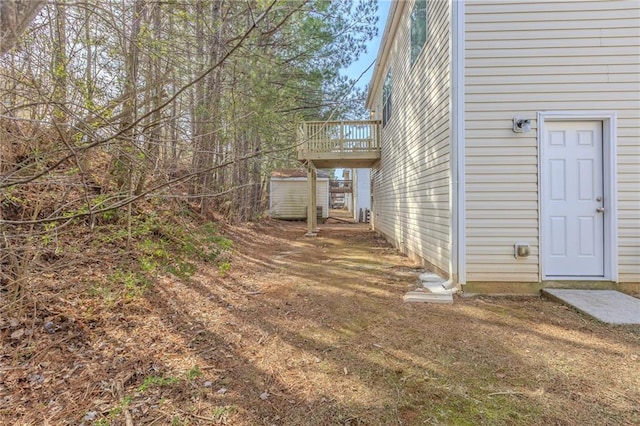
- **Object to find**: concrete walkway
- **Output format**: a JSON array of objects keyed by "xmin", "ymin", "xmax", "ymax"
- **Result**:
[{"xmin": 542, "ymin": 289, "xmax": 640, "ymax": 325}]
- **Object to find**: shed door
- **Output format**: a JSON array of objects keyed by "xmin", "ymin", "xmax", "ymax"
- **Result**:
[{"xmin": 542, "ymin": 121, "xmax": 605, "ymax": 277}]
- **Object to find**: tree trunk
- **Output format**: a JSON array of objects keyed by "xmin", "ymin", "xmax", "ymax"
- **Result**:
[
  {"xmin": 190, "ymin": 0, "xmax": 224, "ymax": 214},
  {"xmin": 52, "ymin": 1, "xmax": 67, "ymax": 127},
  {"xmin": 0, "ymin": 0, "xmax": 45, "ymax": 56},
  {"xmin": 114, "ymin": 0, "xmax": 145, "ymax": 191},
  {"xmin": 135, "ymin": 1, "xmax": 163, "ymax": 196}
]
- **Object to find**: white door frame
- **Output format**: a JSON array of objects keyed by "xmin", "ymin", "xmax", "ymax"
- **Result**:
[{"xmin": 538, "ymin": 111, "xmax": 618, "ymax": 282}]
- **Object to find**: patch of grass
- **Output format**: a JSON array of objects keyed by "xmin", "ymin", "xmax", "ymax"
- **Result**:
[
  {"xmin": 218, "ymin": 260, "xmax": 231, "ymax": 276},
  {"xmin": 105, "ymin": 395, "xmax": 133, "ymax": 419},
  {"xmin": 138, "ymin": 375, "xmax": 180, "ymax": 392},
  {"xmin": 211, "ymin": 405, "xmax": 237, "ymax": 422},
  {"xmin": 87, "ymin": 280, "xmax": 117, "ymax": 304},
  {"xmin": 419, "ymin": 393, "xmax": 542, "ymax": 425},
  {"xmin": 108, "ymin": 269, "xmax": 151, "ymax": 299},
  {"xmin": 138, "ymin": 238, "xmax": 171, "ymax": 261},
  {"xmin": 91, "ymin": 217, "xmax": 234, "ymax": 287},
  {"xmin": 171, "ymin": 416, "xmax": 186, "ymax": 426},
  {"xmin": 186, "ymin": 365, "xmax": 202, "ymax": 381},
  {"xmin": 166, "ymin": 260, "xmax": 197, "ymax": 280}
]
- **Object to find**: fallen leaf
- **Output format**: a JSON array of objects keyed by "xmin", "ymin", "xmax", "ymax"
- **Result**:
[{"xmin": 10, "ymin": 329, "xmax": 24, "ymax": 339}]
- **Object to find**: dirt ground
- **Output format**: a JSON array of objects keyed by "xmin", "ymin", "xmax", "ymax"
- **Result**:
[{"xmin": 2, "ymin": 218, "xmax": 639, "ymax": 425}]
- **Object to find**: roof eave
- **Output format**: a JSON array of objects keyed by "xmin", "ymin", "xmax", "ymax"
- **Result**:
[{"xmin": 365, "ymin": 1, "xmax": 406, "ymax": 109}]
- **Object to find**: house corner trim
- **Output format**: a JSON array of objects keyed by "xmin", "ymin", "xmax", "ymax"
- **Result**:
[{"xmin": 451, "ymin": 0, "xmax": 466, "ymax": 285}]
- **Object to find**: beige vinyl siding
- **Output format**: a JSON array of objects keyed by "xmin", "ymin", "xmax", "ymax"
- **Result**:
[
  {"xmin": 371, "ymin": 0, "xmax": 452, "ymax": 276},
  {"xmin": 464, "ymin": 0, "xmax": 640, "ymax": 283},
  {"xmin": 269, "ymin": 178, "xmax": 329, "ymax": 220}
]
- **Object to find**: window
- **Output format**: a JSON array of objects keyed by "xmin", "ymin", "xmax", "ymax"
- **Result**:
[
  {"xmin": 382, "ymin": 69, "xmax": 392, "ymax": 127},
  {"xmin": 410, "ymin": 0, "xmax": 427, "ymax": 66}
]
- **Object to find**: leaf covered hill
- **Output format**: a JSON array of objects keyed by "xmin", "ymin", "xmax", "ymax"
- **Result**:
[
  {"xmin": 1, "ymin": 0, "xmax": 378, "ymax": 309},
  {"xmin": 1, "ymin": 2, "xmax": 378, "ymax": 422}
]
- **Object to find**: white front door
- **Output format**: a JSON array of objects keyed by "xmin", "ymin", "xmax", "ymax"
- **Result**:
[{"xmin": 542, "ymin": 121, "xmax": 605, "ymax": 277}]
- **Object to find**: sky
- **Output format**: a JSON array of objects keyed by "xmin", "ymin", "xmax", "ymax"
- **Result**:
[
  {"xmin": 334, "ymin": 1, "xmax": 390, "ymax": 178},
  {"xmin": 342, "ymin": 0, "xmax": 391, "ymax": 90}
]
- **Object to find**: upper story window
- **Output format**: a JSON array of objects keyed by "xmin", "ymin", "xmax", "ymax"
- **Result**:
[
  {"xmin": 382, "ymin": 69, "xmax": 392, "ymax": 127},
  {"xmin": 410, "ymin": 0, "xmax": 427, "ymax": 66}
]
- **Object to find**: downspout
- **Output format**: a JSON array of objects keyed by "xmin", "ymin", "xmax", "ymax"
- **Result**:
[{"xmin": 446, "ymin": 0, "xmax": 465, "ymax": 290}]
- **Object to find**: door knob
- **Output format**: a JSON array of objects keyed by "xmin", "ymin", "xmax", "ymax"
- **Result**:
[{"xmin": 596, "ymin": 207, "xmax": 605, "ymax": 213}]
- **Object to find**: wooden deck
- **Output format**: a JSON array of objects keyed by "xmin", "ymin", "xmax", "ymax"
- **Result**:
[
  {"xmin": 329, "ymin": 179, "xmax": 353, "ymax": 193},
  {"xmin": 297, "ymin": 120, "xmax": 381, "ymax": 168}
]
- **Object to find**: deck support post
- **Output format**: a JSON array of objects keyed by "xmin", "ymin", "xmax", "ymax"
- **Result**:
[{"xmin": 306, "ymin": 163, "xmax": 318, "ymax": 236}]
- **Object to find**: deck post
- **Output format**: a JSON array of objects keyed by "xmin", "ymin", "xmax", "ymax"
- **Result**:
[
  {"xmin": 306, "ymin": 164, "xmax": 317, "ymax": 236},
  {"xmin": 311, "ymin": 168, "xmax": 318, "ymax": 231}
]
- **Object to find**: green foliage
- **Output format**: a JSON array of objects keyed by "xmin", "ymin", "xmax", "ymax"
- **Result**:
[
  {"xmin": 108, "ymin": 269, "xmax": 151, "ymax": 299},
  {"xmin": 103, "ymin": 395, "xmax": 133, "ymax": 421},
  {"xmin": 41, "ymin": 222, "xmax": 58, "ymax": 247},
  {"xmin": 186, "ymin": 365, "xmax": 202, "ymax": 381},
  {"xmin": 1, "ymin": 186, "xmax": 24, "ymax": 206},
  {"xmin": 200, "ymin": 223, "xmax": 233, "ymax": 264},
  {"xmin": 57, "ymin": 194, "xmax": 119, "ymax": 225},
  {"xmin": 89, "ymin": 216, "xmax": 234, "ymax": 304},
  {"xmin": 171, "ymin": 416, "xmax": 186, "ymax": 426},
  {"xmin": 211, "ymin": 405, "xmax": 237, "ymax": 421},
  {"xmin": 218, "ymin": 260, "xmax": 232, "ymax": 276},
  {"xmin": 166, "ymin": 260, "xmax": 197, "ymax": 280},
  {"xmin": 89, "ymin": 269, "xmax": 150, "ymax": 304},
  {"xmin": 138, "ymin": 375, "xmax": 180, "ymax": 392},
  {"xmin": 87, "ymin": 280, "xmax": 116, "ymax": 305}
]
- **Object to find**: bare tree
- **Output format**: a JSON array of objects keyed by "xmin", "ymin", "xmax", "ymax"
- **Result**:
[
  {"xmin": 0, "ymin": 0, "xmax": 378, "ymax": 302},
  {"xmin": 0, "ymin": 0, "xmax": 46, "ymax": 56}
]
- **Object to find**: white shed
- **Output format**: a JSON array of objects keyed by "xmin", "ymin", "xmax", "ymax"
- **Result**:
[{"xmin": 269, "ymin": 169, "xmax": 330, "ymax": 220}]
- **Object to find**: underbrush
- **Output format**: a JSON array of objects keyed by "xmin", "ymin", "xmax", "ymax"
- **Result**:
[
  {"xmin": 87, "ymin": 207, "xmax": 233, "ymax": 302},
  {"xmin": 0, "ymin": 199, "xmax": 237, "ymax": 424},
  {"xmin": 1, "ymin": 198, "xmax": 233, "ymax": 311}
]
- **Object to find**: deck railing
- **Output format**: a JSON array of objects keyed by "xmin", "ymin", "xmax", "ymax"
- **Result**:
[
  {"xmin": 298, "ymin": 120, "xmax": 381, "ymax": 156},
  {"xmin": 329, "ymin": 179, "xmax": 353, "ymax": 193}
]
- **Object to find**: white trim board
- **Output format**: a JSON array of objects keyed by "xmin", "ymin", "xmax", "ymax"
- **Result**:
[{"xmin": 537, "ymin": 111, "xmax": 618, "ymax": 282}]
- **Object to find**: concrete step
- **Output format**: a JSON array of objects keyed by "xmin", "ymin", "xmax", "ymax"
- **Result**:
[{"xmin": 403, "ymin": 291, "xmax": 453, "ymax": 304}]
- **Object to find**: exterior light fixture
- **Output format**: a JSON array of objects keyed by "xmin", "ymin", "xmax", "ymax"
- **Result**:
[{"xmin": 513, "ymin": 117, "xmax": 532, "ymax": 133}]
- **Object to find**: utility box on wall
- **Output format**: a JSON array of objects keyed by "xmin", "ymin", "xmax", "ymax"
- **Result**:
[{"xmin": 514, "ymin": 242, "xmax": 531, "ymax": 259}]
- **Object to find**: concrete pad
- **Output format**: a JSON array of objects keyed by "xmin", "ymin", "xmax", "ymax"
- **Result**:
[
  {"xmin": 410, "ymin": 271, "xmax": 457, "ymax": 302},
  {"xmin": 419, "ymin": 272, "xmax": 444, "ymax": 283},
  {"xmin": 422, "ymin": 282, "xmax": 457, "ymax": 295},
  {"xmin": 542, "ymin": 289, "xmax": 640, "ymax": 325},
  {"xmin": 403, "ymin": 291, "xmax": 453, "ymax": 304}
]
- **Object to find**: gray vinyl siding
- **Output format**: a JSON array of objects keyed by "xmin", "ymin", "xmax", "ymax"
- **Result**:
[
  {"xmin": 269, "ymin": 178, "xmax": 329, "ymax": 220},
  {"xmin": 464, "ymin": 0, "xmax": 640, "ymax": 283},
  {"xmin": 371, "ymin": 0, "xmax": 452, "ymax": 275}
]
